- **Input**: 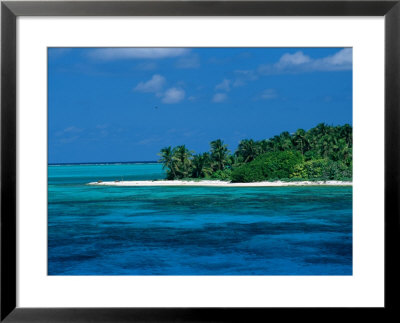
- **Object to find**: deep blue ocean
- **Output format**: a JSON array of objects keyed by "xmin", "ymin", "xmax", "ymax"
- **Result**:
[{"xmin": 48, "ymin": 163, "xmax": 352, "ymax": 275}]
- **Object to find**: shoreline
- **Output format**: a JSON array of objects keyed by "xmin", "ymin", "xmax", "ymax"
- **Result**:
[{"xmin": 87, "ymin": 180, "xmax": 352, "ymax": 187}]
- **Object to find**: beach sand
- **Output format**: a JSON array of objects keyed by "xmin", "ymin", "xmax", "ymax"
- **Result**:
[{"xmin": 87, "ymin": 180, "xmax": 352, "ymax": 187}]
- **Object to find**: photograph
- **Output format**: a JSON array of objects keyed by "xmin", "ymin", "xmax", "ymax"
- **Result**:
[{"xmin": 48, "ymin": 47, "xmax": 353, "ymax": 276}]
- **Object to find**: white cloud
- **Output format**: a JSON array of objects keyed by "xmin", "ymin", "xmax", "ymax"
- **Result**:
[
  {"xmin": 233, "ymin": 70, "xmax": 258, "ymax": 87},
  {"xmin": 259, "ymin": 48, "xmax": 352, "ymax": 74},
  {"xmin": 215, "ymin": 79, "xmax": 231, "ymax": 92},
  {"xmin": 277, "ymin": 51, "xmax": 311, "ymax": 67},
  {"xmin": 212, "ymin": 93, "xmax": 227, "ymax": 103},
  {"xmin": 134, "ymin": 74, "xmax": 166, "ymax": 93},
  {"xmin": 175, "ymin": 54, "xmax": 200, "ymax": 69},
  {"xmin": 88, "ymin": 48, "xmax": 190, "ymax": 60},
  {"xmin": 316, "ymin": 48, "xmax": 352, "ymax": 69},
  {"xmin": 162, "ymin": 88, "xmax": 185, "ymax": 104},
  {"xmin": 134, "ymin": 76, "xmax": 185, "ymax": 103},
  {"xmin": 260, "ymin": 89, "xmax": 277, "ymax": 100}
]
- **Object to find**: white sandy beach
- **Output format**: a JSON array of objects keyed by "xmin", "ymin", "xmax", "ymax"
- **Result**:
[{"xmin": 87, "ymin": 180, "xmax": 352, "ymax": 187}]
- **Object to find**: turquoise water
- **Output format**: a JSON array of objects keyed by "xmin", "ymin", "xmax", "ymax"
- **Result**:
[{"xmin": 48, "ymin": 163, "xmax": 352, "ymax": 275}]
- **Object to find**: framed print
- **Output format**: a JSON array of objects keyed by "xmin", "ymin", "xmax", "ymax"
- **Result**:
[{"xmin": 1, "ymin": 1, "xmax": 399, "ymax": 321}]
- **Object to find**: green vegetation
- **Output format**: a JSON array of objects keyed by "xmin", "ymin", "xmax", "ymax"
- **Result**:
[{"xmin": 158, "ymin": 123, "xmax": 352, "ymax": 182}]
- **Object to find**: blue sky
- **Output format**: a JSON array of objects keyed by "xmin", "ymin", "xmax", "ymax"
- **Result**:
[{"xmin": 48, "ymin": 47, "xmax": 352, "ymax": 163}]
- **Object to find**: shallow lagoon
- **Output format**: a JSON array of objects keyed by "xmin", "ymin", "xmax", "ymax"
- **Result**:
[{"xmin": 48, "ymin": 163, "xmax": 352, "ymax": 275}]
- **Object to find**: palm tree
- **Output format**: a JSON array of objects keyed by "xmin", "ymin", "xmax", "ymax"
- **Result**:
[
  {"xmin": 333, "ymin": 138, "xmax": 350, "ymax": 162},
  {"xmin": 210, "ymin": 139, "xmax": 230, "ymax": 171},
  {"xmin": 158, "ymin": 146, "xmax": 177, "ymax": 179},
  {"xmin": 315, "ymin": 123, "xmax": 328, "ymax": 136},
  {"xmin": 157, "ymin": 122, "xmax": 352, "ymax": 181},
  {"xmin": 270, "ymin": 135, "xmax": 283, "ymax": 152},
  {"xmin": 258, "ymin": 139, "xmax": 272, "ymax": 154},
  {"xmin": 230, "ymin": 154, "xmax": 244, "ymax": 168},
  {"xmin": 236, "ymin": 139, "xmax": 260, "ymax": 163},
  {"xmin": 279, "ymin": 131, "xmax": 293, "ymax": 151},
  {"xmin": 306, "ymin": 126, "xmax": 323, "ymax": 156},
  {"xmin": 293, "ymin": 129, "xmax": 307, "ymax": 155},
  {"xmin": 339, "ymin": 124, "xmax": 352, "ymax": 147},
  {"xmin": 172, "ymin": 145, "xmax": 193, "ymax": 178},
  {"xmin": 191, "ymin": 153, "xmax": 213, "ymax": 178}
]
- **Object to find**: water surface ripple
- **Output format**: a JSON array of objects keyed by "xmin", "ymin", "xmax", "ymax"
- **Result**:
[{"xmin": 48, "ymin": 163, "xmax": 352, "ymax": 275}]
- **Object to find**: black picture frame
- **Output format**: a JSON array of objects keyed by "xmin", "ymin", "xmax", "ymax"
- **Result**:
[{"xmin": 1, "ymin": 1, "xmax": 399, "ymax": 321}]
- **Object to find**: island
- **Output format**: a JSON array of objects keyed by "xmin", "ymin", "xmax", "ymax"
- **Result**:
[{"xmin": 88, "ymin": 123, "xmax": 352, "ymax": 186}]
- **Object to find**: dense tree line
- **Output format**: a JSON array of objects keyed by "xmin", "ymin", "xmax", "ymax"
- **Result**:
[{"xmin": 158, "ymin": 123, "xmax": 352, "ymax": 182}]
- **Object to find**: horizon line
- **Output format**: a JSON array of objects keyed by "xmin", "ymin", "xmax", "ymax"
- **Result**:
[{"xmin": 48, "ymin": 161, "xmax": 160, "ymax": 166}]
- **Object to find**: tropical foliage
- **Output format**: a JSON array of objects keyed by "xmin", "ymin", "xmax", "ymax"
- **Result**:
[
  {"xmin": 158, "ymin": 123, "xmax": 352, "ymax": 182},
  {"xmin": 231, "ymin": 151, "xmax": 304, "ymax": 182}
]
